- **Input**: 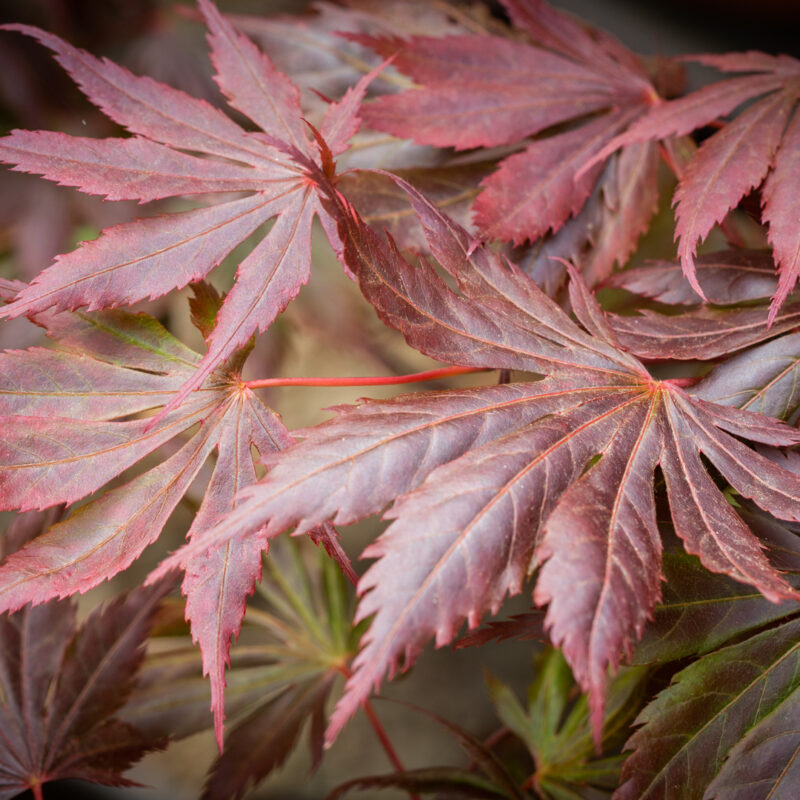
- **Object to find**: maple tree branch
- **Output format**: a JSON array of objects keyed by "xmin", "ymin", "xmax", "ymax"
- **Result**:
[{"xmin": 244, "ymin": 365, "xmax": 490, "ymax": 389}]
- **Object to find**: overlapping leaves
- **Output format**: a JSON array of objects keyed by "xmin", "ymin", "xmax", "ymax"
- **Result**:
[
  {"xmin": 0, "ymin": 575, "xmax": 169, "ymax": 799},
  {"xmin": 126, "ymin": 537, "xmax": 362, "ymax": 800},
  {"xmin": 604, "ymin": 252, "xmax": 800, "ymax": 418},
  {"xmin": 0, "ymin": 278, "xmax": 348, "ymax": 749},
  {"xmin": 595, "ymin": 51, "xmax": 800, "ymax": 318},
  {"xmin": 618, "ymin": 544, "xmax": 800, "ymax": 800},
  {"xmin": 166, "ymin": 173, "xmax": 800, "ymax": 747},
  {"xmin": 0, "ymin": 0, "xmax": 373, "ymax": 412},
  {"xmin": 355, "ymin": 0, "xmax": 662, "ymax": 287}
]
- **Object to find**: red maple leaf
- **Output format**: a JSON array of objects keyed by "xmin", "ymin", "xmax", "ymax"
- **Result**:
[
  {"xmin": 0, "ymin": 0, "xmax": 376, "ymax": 413},
  {"xmin": 354, "ymin": 0, "xmax": 662, "ymax": 286},
  {"xmin": 593, "ymin": 51, "xmax": 800, "ymax": 320},
  {"xmin": 164, "ymin": 173, "xmax": 800, "ymax": 746},
  {"xmin": 0, "ymin": 278, "xmax": 351, "ymax": 750}
]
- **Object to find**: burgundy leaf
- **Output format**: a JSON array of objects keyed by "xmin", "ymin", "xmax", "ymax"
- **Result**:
[
  {"xmin": 0, "ymin": 581, "xmax": 169, "ymax": 799},
  {"xmin": 356, "ymin": 1, "xmax": 661, "ymax": 270},
  {"xmin": 0, "ymin": 24, "xmax": 271, "ymax": 165},
  {"xmin": 172, "ymin": 179, "xmax": 800, "ymax": 747},
  {"xmin": 0, "ymin": 419, "xmax": 219, "ymax": 609},
  {"xmin": 0, "ymin": 0, "xmax": 368, "ymax": 406},
  {"xmin": 763, "ymin": 107, "xmax": 800, "ymax": 320},
  {"xmin": 673, "ymin": 91, "xmax": 794, "ymax": 297},
  {"xmin": 594, "ymin": 52, "xmax": 800, "ymax": 313},
  {"xmin": 360, "ymin": 34, "xmax": 616, "ymax": 150},
  {"xmin": 0, "ymin": 297, "xmax": 305, "ymax": 744},
  {"xmin": 201, "ymin": 675, "xmax": 334, "ymax": 800}
]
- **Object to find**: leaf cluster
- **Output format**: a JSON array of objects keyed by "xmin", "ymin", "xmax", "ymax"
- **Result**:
[{"xmin": 1, "ymin": 1, "xmax": 800, "ymax": 798}]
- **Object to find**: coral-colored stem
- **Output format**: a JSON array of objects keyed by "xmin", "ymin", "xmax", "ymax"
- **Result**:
[
  {"xmin": 32, "ymin": 784, "xmax": 43, "ymax": 800},
  {"xmin": 245, "ymin": 365, "xmax": 488, "ymax": 389}
]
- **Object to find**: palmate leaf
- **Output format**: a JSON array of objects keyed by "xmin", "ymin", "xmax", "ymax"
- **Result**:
[
  {"xmin": 594, "ymin": 52, "xmax": 800, "ymax": 318},
  {"xmin": 0, "ymin": 578, "xmax": 170, "ymax": 800},
  {"xmin": 165, "ymin": 174, "xmax": 800, "ymax": 747},
  {"xmin": 355, "ymin": 0, "xmax": 662, "ymax": 284},
  {"xmin": 0, "ymin": 281, "xmax": 349, "ymax": 749},
  {"xmin": 0, "ymin": 0, "xmax": 375, "ymax": 412}
]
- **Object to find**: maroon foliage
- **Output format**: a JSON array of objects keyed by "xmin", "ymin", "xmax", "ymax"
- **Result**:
[
  {"xmin": 0, "ymin": 580, "xmax": 169, "ymax": 799},
  {"xmin": 3, "ymin": 2, "xmax": 800, "ymax": 797},
  {"xmin": 166, "ymin": 175, "xmax": 800, "ymax": 747}
]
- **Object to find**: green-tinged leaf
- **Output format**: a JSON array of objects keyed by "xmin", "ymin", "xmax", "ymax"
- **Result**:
[
  {"xmin": 132, "ymin": 537, "xmax": 361, "ymax": 799},
  {"xmin": 487, "ymin": 650, "xmax": 645, "ymax": 799},
  {"xmin": 618, "ymin": 616, "xmax": 800, "ymax": 799},
  {"xmin": 633, "ymin": 549, "xmax": 800, "ymax": 664},
  {"xmin": 705, "ymin": 687, "xmax": 800, "ymax": 799}
]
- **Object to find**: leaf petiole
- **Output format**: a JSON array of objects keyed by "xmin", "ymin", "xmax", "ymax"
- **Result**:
[{"xmin": 244, "ymin": 366, "xmax": 490, "ymax": 390}]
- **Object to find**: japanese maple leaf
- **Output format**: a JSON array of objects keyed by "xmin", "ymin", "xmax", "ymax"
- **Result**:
[
  {"xmin": 619, "ymin": 615, "xmax": 800, "ymax": 799},
  {"xmin": 0, "ymin": 0, "xmax": 375, "ymax": 413},
  {"xmin": 0, "ymin": 580, "xmax": 169, "ymax": 800},
  {"xmin": 601, "ymin": 255, "xmax": 800, "ymax": 427},
  {"xmin": 164, "ymin": 173, "xmax": 800, "ymax": 746},
  {"xmin": 593, "ymin": 52, "xmax": 800, "ymax": 321},
  {"xmin": 0, "ymin": 279, "xmax": 350, "ymax": 750},
  {"xmin": 354, "ymin": 0, "xmax": 662, "ymax": 284},
  {"xmin": 600, "ymin": 251, "xmax": 800, "ymax": 362}
]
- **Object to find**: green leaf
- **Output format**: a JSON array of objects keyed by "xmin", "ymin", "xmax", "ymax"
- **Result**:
[
  {"xmin": 619, "ymin": 616, "xmax": 800, "ymax": 799},
  {"xmin": 633, "ymin": 550, "xmax": 800, "ymax": 664}
]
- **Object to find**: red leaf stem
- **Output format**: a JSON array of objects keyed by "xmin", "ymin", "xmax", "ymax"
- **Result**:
[{"xmin": 244, "ymin": 365, "xmax": 489, "ymax": 389}]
